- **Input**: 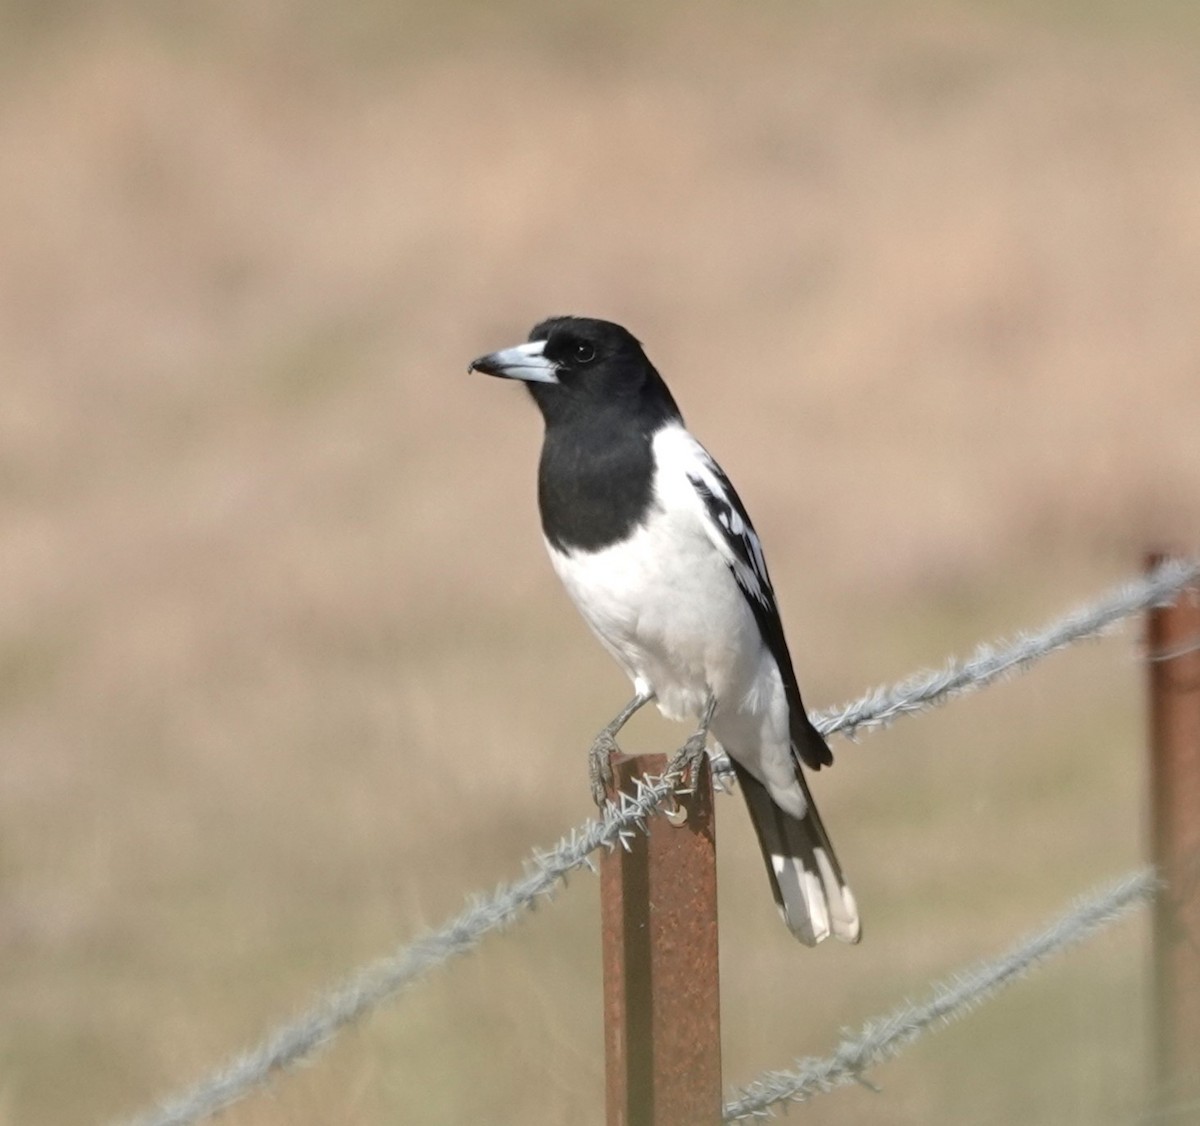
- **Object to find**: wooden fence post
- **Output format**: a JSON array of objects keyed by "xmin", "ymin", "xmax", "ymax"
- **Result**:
[
  {"xmin": 1146, "ymin": 552, "xmax": 1200, "ymax": 1111},
  {"xmin": 601, "ymin": 753, "xmax": 722, "ymax": 1126}
]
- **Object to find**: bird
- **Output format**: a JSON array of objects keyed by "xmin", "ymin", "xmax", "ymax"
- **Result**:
[{"xmin": 469, "ymin": 315, "xmax": 859, "ymax": 945}]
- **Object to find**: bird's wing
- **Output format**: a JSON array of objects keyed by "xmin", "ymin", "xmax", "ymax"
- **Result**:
[
  {"xmin": 657, "ymin": 426, "xmax": 832, "ymax": 769},
  {"xmin": 683, "ymin": 446, "xmax": 776, "ymax": 611}
]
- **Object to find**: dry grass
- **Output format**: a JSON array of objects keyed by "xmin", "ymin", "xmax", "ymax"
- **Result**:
[{"xmin": 1, "ymin": 2, "xmax": 1199, "ymax": 1123}]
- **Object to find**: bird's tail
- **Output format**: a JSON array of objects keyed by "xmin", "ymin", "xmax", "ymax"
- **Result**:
[{"xmin": 732, "ymin": 762, "xmax": 861, "ymax": 946}]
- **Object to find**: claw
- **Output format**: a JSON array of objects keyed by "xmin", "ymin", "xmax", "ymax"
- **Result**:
[
  {"xmin": 585, "ymin": 692, "xmax": 654, "ymax": 807},
  {"xmin": 588, "ymin": 731, "xmax": 620, "ymax": 807},
  {"xmin": 666, "ymin": 729, "xmax": 709, "ymax": 792}
]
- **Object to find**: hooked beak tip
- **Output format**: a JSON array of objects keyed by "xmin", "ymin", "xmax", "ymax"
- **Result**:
[{"xmin": 467, "ymin": 342, "xmax": 560, "ymax": 385}]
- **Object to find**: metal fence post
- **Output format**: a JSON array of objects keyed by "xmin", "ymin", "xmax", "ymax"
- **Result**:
[
  {"xmin": 601, "ymin": 752, "xmax": 722, "ymax": 1126},
  {"xmin": 1146, "ymin": 552, "xmax": 1200, "ymax": 1111}
]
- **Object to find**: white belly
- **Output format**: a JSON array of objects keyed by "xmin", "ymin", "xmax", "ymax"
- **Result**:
[
  {"xmin": 547, "ymin": 507, "xmax": 805, "ymax": 811},
  {"xmin": 547, "ymin": 507, "xmax": 770, "ymax": 723}
]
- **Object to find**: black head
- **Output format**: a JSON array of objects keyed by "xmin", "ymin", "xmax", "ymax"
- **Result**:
[{"xmin": 469, "ymin": 315, "xmax": 681, "ymax": 429}]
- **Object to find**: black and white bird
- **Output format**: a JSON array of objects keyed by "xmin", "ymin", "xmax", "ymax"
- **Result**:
[{"xmin": 469, "ymin": 316, "xmax": 860, "ymax": 945}]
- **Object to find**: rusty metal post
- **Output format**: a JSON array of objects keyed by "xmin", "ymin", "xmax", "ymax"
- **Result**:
[
  {"xmin": 601, "ymin": 753, "xmax": 722, "ymax": 1126},
  {"xmin": 1146, "ymin": 552, "xmax": 1200, "ymax": 1110}
]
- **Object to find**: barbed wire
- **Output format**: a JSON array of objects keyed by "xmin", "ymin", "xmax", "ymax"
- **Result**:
[
  {"xmin": 812, "ymin": 557, "xmax": 1200, "ymax": 741},
  {"xmin": 119, "ymin": 559, "xmax": 1198, "ymax": 1126},
  {"xmin": 120, "ymin": 775, "xmax": 679, "ymax": 1126},
  {"xmin": 722, "ymin": 866, "xmax": 1158, "ymax": 1119}
]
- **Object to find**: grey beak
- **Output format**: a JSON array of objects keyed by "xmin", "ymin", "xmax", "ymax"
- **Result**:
[{"xmin": 468, "ymin": 340, "xmax": 560, "ymax": 384}]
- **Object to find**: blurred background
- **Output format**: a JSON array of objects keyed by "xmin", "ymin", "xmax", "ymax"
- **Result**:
[{"xmin": 2, "ymin": 1, "xmax": 1199, "ymax": 1122}]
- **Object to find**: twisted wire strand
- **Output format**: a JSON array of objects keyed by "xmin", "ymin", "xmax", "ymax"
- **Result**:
[{"xmin": 722, "ymin": 867, "xmax": 1158, "ymax": 1119}]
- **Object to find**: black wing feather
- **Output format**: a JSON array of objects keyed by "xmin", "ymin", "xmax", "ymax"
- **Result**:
[{"xmin": 688, "ymin": 470, "xmax": 833, "ymax": 770}]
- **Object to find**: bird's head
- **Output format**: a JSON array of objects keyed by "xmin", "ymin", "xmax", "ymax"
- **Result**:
[{"xmin": 469, "ymin": 316, "xmax": 680, "ymax": 426}]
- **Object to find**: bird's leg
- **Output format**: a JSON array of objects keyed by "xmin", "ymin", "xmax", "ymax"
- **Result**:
[
  {"xmin": 588, "ymin": 691, "xmax": 654, "ymax": 807},
  {"xmin": 667, "ymin": 693, "xmax": 717, "ymax": 792}
]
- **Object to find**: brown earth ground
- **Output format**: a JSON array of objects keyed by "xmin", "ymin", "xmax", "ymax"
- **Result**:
[{"xmin": 2, "ymin": 1, "xmax": 1199, "ymax": 1123}]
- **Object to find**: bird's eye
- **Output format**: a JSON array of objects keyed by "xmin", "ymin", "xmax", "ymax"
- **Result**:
[{"xmin": 573, "ymin": 341, "xmax": 595, "ymax": 363}]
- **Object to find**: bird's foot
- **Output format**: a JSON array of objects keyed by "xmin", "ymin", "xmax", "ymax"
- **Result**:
[
  {"xmin": 588, "ymin": 730, "xmax": 621, "ymax": 808},
  {"xmin": 666, "ymin": 729, "xmax": 709, "ymax": 794}
]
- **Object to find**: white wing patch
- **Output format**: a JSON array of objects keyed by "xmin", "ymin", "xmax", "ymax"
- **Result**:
[{"xmin": 651, "ymin": 425, "xmax": 774, "ymax": 609}]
